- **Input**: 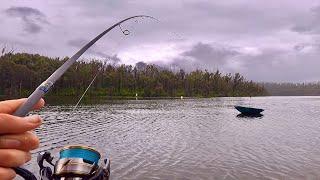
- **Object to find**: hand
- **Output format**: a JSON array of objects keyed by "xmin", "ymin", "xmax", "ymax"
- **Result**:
[{"xmin": 0, "ymin": 98, "xmax": 44, "ymax": 180}]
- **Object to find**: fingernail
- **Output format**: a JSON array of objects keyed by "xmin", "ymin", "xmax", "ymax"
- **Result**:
[
  {"xmin": 40, "ymin": 98, "xmax": 45, "ymax": 106},
  {"xmin": 0, "ymin": 139, "xmax": 21, "ymax": 147},
  {"xmin": 25, "ymin": 115, "xmax": 41, "ymax": 124}
]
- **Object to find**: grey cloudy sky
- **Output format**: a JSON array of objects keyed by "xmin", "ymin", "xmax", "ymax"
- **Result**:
[{"xmin": 0, "ymin": 0, "xmax": 320, "ymax": 82}]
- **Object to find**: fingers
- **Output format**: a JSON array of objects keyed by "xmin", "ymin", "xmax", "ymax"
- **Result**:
[
  {"xmin": 0, "ymin": 167, "xmax": 16, "ymax": 180},
  {"xmin": 0, "ymin": 98, "xmax": 45, "ymax": 114},
  {"xmin": 0, "ymin": 99, "xmax": 43, "ymax": 179},
  {"xmin": 0, "ymin": 132, "xmax": 39, "ymax": 151},
  {"xmin": 0, "ymin": 149, "xmax": 31, "ymax": 167},
  {"xmin": 0, "ymin": 114, "xmax": 42, "ymax": 134}
]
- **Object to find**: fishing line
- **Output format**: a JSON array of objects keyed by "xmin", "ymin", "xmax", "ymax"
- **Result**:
[
  {"xmin": 71, "ymin": 16, "xmax": 160, "ymax": 110},
  {"xmin": 72, "ymin": 71, "xmax": 99, "ymax": 111}
]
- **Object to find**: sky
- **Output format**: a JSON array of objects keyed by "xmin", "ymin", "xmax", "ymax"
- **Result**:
[{"xmin": 0, "ymin": 0, "xmax": 320, "ymax": 82}]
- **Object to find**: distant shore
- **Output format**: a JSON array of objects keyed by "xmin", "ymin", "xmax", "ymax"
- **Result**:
[{"xmin": 0, "ymin": 95, "xmax": 265, "ymax": 105}]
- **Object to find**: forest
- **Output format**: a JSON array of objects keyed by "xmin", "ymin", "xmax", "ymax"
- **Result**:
[
  {"xmin": 262, "ymin": 82, "xmax": 320, "ymax": 96},
  {"xmin": 0, "ymin": 53, "xmax": 267, "ymax": 98}
]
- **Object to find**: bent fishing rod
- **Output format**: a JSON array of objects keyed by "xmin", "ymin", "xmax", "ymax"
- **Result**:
[
  {"xmin": 13, "ymin": 15, "xmax": 157, "ymax": 180},
  {"xmin": 13, "ymin": 15, "xmax": 155, "ymax": 117}
]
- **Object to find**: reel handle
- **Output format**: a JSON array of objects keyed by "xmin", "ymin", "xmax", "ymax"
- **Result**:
[{"xmin": 14, "ymin": 167, "xmax": 37, "ymax": 180}]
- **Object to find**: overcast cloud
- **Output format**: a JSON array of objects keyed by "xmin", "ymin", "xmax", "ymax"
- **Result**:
[
  {"xmin": 4, "ymin": 6, "xmax": 48, "ymax": 34},
  {"xmin": 0, "ymin": 0, "xmax": 320, "ymax": 82}
]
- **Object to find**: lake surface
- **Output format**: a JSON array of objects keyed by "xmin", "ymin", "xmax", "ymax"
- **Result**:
[{"xmin": 25, "ymin": 96, "xmax": 320, "ymax": 179}]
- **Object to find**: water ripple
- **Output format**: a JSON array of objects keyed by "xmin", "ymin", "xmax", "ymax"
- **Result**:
[{"xmin": 24, "ymin": 97, "xmax": 320, "ymax": 179}]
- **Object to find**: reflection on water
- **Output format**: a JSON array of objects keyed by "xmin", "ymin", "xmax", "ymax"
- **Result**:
[
  {"xmin": 24, "ymin": 97, "xmax": 320, "ymax": 179},
  {"xmin": 236, "ymin": 113, "xmax": 264, "ymax": 118}
]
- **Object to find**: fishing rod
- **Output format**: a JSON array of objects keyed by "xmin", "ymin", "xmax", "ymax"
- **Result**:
[
  {"xmin": 13, "ymin": 15, "xmax": 157, "ymax": 117},
  {"xmin": 13, "ymin": 15, "xmax": 157, "ymax": 180}
]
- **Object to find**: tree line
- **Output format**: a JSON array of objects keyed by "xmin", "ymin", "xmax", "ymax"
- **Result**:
[
  {"xmin": 0, "ymin": 53, "xmax": 267, "ymax": 98},
  {"xmin": 262, "ymin": 82, "xmax": 320, "ymax": 96}
]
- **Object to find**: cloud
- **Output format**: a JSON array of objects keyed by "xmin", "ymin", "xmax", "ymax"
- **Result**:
[
  {"xmin": 293, "ymin": 43, "xmax": 320, "ymax": 52},
  {"xmin": 220, "ymin": 46, "xmax": 320, "ymax": 82},
  {"xmin": 4, "ymin": 6, "xmax": 48, "ymax": 34},
  {"xmin": 67, "ymin": 39, "xmax": 87, "ymax": 47},
  {"xmin": 67, "ymin": 38, "xmax": 121, "ymax": 64},
  {"xmin": 182, "ymin": 42, "xmax": 238, "ymax": 64},
  {"xmin": 152, "ymin": 40, "xmax": 320, "ymax": 82},
  {"xmin": 291, "ymin": 5, "xmax": 320, "ymax": 34},
  {"xmin": 105, "ymin": 54, "xmax": 121, "ymax": 64},
  {"xmin": 67, "ymin": 38, "xmax": 109, "ymax": 57},
  {"xmin": 162, "ymin": 42, "xmax": 239, "ymax": 71}
]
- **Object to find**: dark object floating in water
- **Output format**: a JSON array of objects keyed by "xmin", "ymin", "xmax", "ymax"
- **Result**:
[{"xmin": 235, "ymin": 106, "xmax": 264, "ymax": 116}]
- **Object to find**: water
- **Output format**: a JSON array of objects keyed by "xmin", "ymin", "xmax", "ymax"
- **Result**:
[{"xmin": 24, "ymin": 96, "xmax": 320, "ymax": 179}]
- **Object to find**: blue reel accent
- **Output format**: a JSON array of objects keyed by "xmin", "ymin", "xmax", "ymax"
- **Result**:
[{"xmin": 60, "ymin": 148, "xmax": 100, "ymax": 164}]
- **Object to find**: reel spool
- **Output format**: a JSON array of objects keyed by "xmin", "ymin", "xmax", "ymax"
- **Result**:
[
  {"xmin": 15, "ymin": 145, "xmax": 110, "ymax": 179},
  {"xmin": 54, "ymin": 145, "xmax": 101, "ymax": 178},
  {"xmin": 36, "ymin": 145, "xmax": 110, "ymax": 180}
]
